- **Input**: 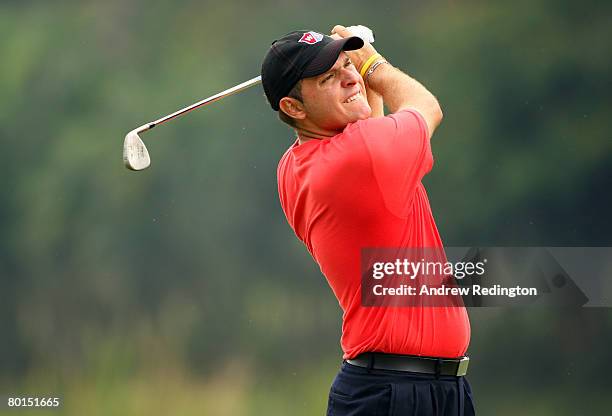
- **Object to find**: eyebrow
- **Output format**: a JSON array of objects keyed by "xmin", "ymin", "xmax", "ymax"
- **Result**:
[{"xmin": 319, "ymin": 57, "xmax": 352, "ymax": 80}]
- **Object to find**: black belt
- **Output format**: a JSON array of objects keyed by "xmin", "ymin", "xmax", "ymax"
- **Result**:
[{"xmin": 346, "ymin": 352, "xmax": 469, "ymax": 376}]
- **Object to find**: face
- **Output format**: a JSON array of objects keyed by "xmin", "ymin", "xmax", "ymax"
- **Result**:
[{"xmin": 299, "ymin": 52, "xmax": 371, "ymax": 133}]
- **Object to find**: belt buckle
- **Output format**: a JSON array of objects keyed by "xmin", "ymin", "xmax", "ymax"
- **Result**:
[{"xmin": 456, "ymin": 357, "xmax": 469, "ymax": 376}]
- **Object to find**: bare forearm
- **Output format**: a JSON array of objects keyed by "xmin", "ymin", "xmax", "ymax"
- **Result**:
[
  {"xmin": 367, "ymin": 64, "xmax": 443, "ymax": 137},
  {"xmin": 366, "ymin": 88, "xmax": 384, "ymax": 117},
  {"xmin": 330, "ymin": 24, "xmax": 443, "ymax": 135}
]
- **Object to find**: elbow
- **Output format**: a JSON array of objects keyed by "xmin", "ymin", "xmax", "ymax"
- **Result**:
[
  {"xmin": 433, "ymin": 99, "xmax": 443, "ymax": 125},
  {"xmin": 425, "ymin": 99, "xmax": 443, "ymax": 138}
]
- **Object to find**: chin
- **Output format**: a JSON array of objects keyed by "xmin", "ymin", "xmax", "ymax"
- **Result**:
[
  {"xmin": 343, "ymin": 112, "xmax": 370, "ymax": 127},
  {"xmin": 328, "ymin": 106, "xmax": 373, "ymax": 131},
  {"xmin": 354, "ymin": 106, "xmax": 373, "ymax": 121}
]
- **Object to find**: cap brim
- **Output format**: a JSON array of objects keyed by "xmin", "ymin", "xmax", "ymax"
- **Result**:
[{"xmin": 302, "ymin": 36, "xmax": 364, "ymax": 78}]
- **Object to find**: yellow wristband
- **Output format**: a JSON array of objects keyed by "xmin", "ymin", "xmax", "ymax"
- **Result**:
[{"xmin": 359, "ymin": 53, "xmax": 382, "ymax": 78}]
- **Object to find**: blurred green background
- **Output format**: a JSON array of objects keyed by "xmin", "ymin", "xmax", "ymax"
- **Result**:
[{"xmin": 1, "ymin": 0, "xmax": 611, "ymax": 414}]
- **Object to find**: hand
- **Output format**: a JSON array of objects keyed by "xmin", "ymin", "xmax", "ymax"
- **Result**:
[{"xmin": 330, "ymin": 25, "xmax": 380, "ymax": 73}]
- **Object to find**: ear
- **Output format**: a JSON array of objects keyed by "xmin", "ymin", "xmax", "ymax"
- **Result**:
[{"xmin": 279, "ymin": 97, "xmax": 306, "ymax": 121}]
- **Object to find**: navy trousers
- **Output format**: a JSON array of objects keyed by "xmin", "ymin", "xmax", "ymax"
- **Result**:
[{"xmin": 326, "ymin": 361, "xmax": 476, "ymax": 416}]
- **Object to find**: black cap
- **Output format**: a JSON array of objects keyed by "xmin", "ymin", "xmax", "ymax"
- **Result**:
[{"xmin": 261, "ymin": 30, "xmax": 364, "ymax": 111}]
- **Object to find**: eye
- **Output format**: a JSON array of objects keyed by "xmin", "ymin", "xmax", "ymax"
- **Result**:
[
  {"xmin": 344, "ymin": 60, "xmax": 352, "ymax": 67},
  {"xmin": 321, "ymin": 74, "xmax": 334, "ymax": 84}
]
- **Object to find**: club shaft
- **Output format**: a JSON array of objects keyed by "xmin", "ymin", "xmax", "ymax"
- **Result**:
[{"xmin": 147, "ymin": 75, "xmax": 262, "ymax": 129}]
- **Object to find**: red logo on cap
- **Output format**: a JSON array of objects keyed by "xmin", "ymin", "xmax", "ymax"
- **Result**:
[{"xmin": 298, "ymin": 31, "xmax": 323, "ymax": 45}]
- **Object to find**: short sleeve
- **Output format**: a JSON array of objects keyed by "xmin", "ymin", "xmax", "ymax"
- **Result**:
[{"xmin": 356, "ymin": 109, "xmax": 433, "ymax": 217}]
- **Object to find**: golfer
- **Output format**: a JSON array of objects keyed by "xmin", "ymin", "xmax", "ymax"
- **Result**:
[{"xmin": 261, "ymin": 25, "xmax": 474, "ymax": 415}]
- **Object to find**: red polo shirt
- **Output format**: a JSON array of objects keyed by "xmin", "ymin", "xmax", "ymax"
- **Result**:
[{"xmin": 277, "ymin": 109, "xmax": 470, "ymax": 359}]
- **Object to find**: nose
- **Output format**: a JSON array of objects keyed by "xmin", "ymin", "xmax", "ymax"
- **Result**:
[{"xmin": 340, "ymin": 65, "xmax": 360, "ymax": 88}]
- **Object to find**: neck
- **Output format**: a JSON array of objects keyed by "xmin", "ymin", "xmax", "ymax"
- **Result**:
[{"xmin": 295, "ymin": 124, "xmax": 342, "ymax": 145}]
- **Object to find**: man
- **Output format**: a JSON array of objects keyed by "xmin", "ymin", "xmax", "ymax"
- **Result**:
[{"xmin": 261, "ymin": 25, "xmax": 475, "ymax": 415}]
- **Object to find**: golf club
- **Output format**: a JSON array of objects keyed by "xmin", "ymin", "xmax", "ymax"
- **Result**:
[
  {"xmin": 123, "ymin": 76, "xmax": 262, "ymax": 171},
  {"xmin": 123, "ymin": 25, "xmax": 374, "ymax": 171}
]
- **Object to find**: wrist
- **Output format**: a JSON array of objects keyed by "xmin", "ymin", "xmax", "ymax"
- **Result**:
[
  {"xmin": 365, "ymin": 60, "xmax": 394, "ymax": 92},
  {"xmin": 365, "ymin": 60, "xmax": 388, "ymax": 86},
  {"xmin": 359, "ymin": 53, "xmax": 383, "ymax": 78}
]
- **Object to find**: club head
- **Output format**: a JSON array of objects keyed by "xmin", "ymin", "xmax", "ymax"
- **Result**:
[{"xmin": 123, "ymin": 126, "xmax": 151, "ymax": 171}]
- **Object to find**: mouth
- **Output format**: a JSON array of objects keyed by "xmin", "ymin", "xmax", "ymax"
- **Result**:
[{"xmin": 343, "ymin": 90, "xmax": 363, "ymax": 104}]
